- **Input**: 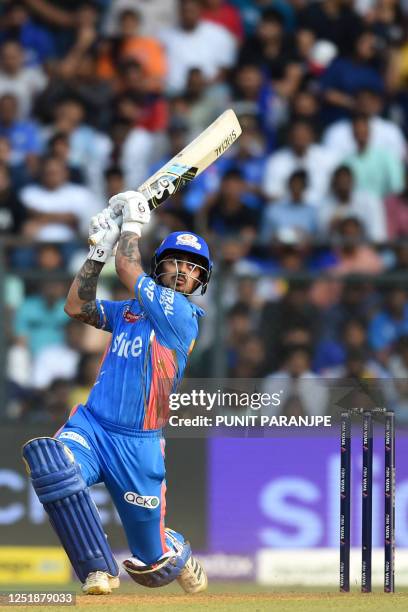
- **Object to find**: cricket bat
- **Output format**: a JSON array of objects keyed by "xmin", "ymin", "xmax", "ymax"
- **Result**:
[{"xmin": 89, "ymin": 109, "xmax": 242, "ymax": 245}]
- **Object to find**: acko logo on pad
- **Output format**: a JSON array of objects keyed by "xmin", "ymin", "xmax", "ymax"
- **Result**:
[{"xmin": 124, "ymin": 492, "xmax": 159, "ymax": 509}]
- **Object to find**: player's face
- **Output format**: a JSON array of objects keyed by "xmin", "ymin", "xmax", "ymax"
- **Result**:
[{"xmin": 160, "ymin": 254, "xmax": 202, "ymax": 294}]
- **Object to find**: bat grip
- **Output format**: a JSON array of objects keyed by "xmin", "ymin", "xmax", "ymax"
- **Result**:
[{"xmin": 88, "ymin": 211, "xmax": 123, "ymax": 246}]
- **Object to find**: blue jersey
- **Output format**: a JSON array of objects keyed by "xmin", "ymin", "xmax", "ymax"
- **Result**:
[{"xmin": 86, "ymin": 274, "xmax": 205, "ymax": 430}]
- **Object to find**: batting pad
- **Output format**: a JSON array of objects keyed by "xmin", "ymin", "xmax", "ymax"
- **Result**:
[
  {"xmin": 22, "ymin": 437, "xmax": 118, "ymax": 582},
  {"xmin": 123, "ymin": 528, "xmax": 191, "ymax": 588}
]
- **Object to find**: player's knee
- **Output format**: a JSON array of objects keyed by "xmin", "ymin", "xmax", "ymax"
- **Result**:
[
  {"xmin": 22, "ymin": 436, "xmax": 85, "ymax": 503},
  {"xmin": 123, "ymin": 529, "xmax": 191, "ymax": 588}
]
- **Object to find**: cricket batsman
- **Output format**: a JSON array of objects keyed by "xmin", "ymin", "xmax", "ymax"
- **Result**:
[{"xmin": 22, "ymin": 191, "xmax": 212, "ymax": 595}]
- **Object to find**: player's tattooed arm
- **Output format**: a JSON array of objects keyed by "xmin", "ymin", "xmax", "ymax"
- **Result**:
[
  {"xmin": 115, "ymin": 231, "xmax": 144, "ymax": 293},
  {"xmin": 64, "ymin": 259, "xmax": 104, "ymax": 327}
]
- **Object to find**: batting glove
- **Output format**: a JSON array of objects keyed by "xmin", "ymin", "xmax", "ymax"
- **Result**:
[
  {"xmin": 109, "ymin": 191, "xmax": 150, "ymax": 237},
  {"xmin": 88, "ymin": 209, "xmax": 122, "ymax": 263}
]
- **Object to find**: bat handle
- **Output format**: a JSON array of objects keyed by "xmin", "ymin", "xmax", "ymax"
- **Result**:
[{"xmin": 88, "ymin": 229, "xmax": 106, "ymax": 246}]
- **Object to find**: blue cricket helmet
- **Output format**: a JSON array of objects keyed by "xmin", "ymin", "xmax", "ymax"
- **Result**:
[{"xmin": 152, "ymin": 232, "xmax": 213, "ymax": 295}]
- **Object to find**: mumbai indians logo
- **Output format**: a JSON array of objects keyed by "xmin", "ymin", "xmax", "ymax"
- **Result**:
[
  {"xmin": 176, "ymin": 233, "xmax": 202, "ymax": 250},
  {"xmin": 124, "ymin": 492, "xmax": 159, "ymax": 509},
  {"xmin": 215, "ymin": 129, "xmax": 238, "ymax": 157}
]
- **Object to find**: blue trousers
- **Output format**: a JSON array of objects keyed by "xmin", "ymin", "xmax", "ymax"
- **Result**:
[{"xmin": 56, "ymin": 404, "xmax": 169, "ymax": 565}]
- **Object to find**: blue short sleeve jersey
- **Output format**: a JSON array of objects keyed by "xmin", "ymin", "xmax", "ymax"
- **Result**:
[{"xmin": 88, "ymin": 274, "xmax": 205, "ymax": 430}]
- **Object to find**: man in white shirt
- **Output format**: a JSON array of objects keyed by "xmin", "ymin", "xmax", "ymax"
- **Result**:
[
  {"xmin": 103, "ymin": 0, "xmax": 178, "ymax": 37},
  {"xmin": 319, "ymin": 164, "xmax": 387, "ymax": 242},
  {"xmin": 0, "ymin": 41, "xmax": 47, "ymax": 119},
  {"xmin": 20, "ymin": 155, "xmax": 101, "ymax": 241},
  {"xmin": 263, "ymin": 119, "xmax": 339, "ymax": 204},
  {"xmin": 323, "ymin": 88, "xmax": 406, "ymax": 161},
  {"xmin": 159, "ymin": 0, "xmax": 237, "ymax": 94}
]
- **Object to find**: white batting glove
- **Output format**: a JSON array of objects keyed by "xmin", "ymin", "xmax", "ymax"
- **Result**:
[
  {"xmin": 88, "ymin": 211, "xmax": 121, "ymax": 263},
  {"xmin": 108, "ymin": 191, "xmax": 150, "ymax": 237}
]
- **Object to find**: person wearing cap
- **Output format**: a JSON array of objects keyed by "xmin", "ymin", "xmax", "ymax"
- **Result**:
[{"xmin": 22, "ymin": 191, "xmax": 211, "ymax": 596}]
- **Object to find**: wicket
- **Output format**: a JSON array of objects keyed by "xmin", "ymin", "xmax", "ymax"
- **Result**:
[{"xmin": 339, "ymin": 409, "xmax": 396, "ymax": 593}]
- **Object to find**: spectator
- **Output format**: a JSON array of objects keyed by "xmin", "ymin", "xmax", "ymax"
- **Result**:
[
  {"xmin": 368, "ymin": 287, "xmax": 408, "ymax": 357},
  {"xmin": 216, "ymin": 112, "xmax": 267, "ymax": 209},
  {"xmin": 298, "ymin": 0, "xmax": 362, "ymax": 56},
  {"xmin": 319, "ymin": 29, "xmax": 384, "ymax": 125},
  {"xmin": 159, "ymin": 0, "xmax": 237, "ymax": 94},
  {"xmin": 0, "ymin": 135, "xmax": 32, "ymax": 189},
  {"xmin": 344, "ymin": 114, "xmax": 404, "ymax": 199},
  {"xmin": 230, "ymin": 333, "xmax": 267, "ymax": 377},
  {"xmin": 323, "ymin": 88, "xmax": 406, "ymax": 160},
  {"xmin": 47, "ymin": 132, "xmax": 84, "ymax": 184},
  {"xmin": 97, "ymin": 9, "xmax": 167, "ymax": 93},
  {"xmin": 199, "ymin": 169, "xmax": 258, "ymax": 240},
  {"xmin": 262, "ymin": 345, "xmax": 328, "ymax": 415},
  {"xmin": 39, "ymin": 378, "xmax": 72, "ymax": 424},
  {"xmin": 232, "ymin": 64, "xmax": 276, "ymax": 148},
  {"xmin": 32, "ymin": 319, "xmax": 84, "ymax": 389},
  {"xmin": 45, "ymin": 96, "xmax": 112, "ymax": 199},
  {"xmin": 201, "ymin": 0, "xmax": 244, "ymax": 41},
  {"xmin": 108, "ymin": 110, "xmax": 156, "ymax": 190},
  {"xmin": 319, "ymin": 164, "xmax": 387, "ymax": 242},
  {"xmin": 103, "ymin": 0, "xmax": 178, "ymax": 37},
  {"xmin": 20, "ymin": 155, "xmax": 101, "ymax": 241},
  {"xmin": 314, "ymin": 317, "xmax": 369, "ymax": 372},
  {"xmin": 0, "ymin": 94, "xmax": 42, "ymax": 170},
  {"xmin": 0, "ymin": 40, "xmax": 47, "ymax": 118},
  {"xmin": 180, "ymin": 68, "xmax": 227, "ymax": 139},
  {"xmin": 385, "ymin": 167, "xmax": 408, "ymax": 239},
  {"xmin": 263, "ymin": 119, "xmax": 339, "ymax": 203},
  {"xmin": 0, "ymin": 1, "xmax": 56, "ymax": 66},
  {"xmin": 260, "ymin": 281, "xmax": 319, "ymax": 365},
  {"xmin": 69, "ymin": 352, "xmax": 104, "ymax": 407},
  {"xmin": 330, "ymin": 216, "xmax": 384, "ymax": 275},
  {"xmin": 0, "ymin": 162, "xmax": 26, "ymax": 234},
  {"xmin": 104, "ymin": 165, "xmax": 125, "ymax": 200},
  {"xmin": 13, "ymin": 279, "xmax": 68, "ymax": 356},
  {"xmin": 238, "ymin": 9, "xmax": 302, "ymax": 101},
  {"xmin": 262, "ymin": 170, "xmax": 318, "ymax": 243}
]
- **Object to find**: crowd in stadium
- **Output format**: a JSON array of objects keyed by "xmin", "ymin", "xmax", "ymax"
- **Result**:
[{"xmin": 1, "ymin": 0, "xmax": 408, "ymax": 422}]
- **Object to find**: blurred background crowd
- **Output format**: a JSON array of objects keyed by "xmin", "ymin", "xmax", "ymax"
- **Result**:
[{"xmin": 1, "ymin": 0, "xmax": 408, "ymax": 423}]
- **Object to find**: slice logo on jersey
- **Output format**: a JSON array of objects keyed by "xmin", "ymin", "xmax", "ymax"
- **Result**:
[
  {"xmin": 58, "ymin": 432, "xmax": 91, "ymax": 450},
  {"xmin": 124, "ymin": 492, "xmax": 160, "ymax": 509},
  {"xmin": 111, "ymin": 332, "xmax": 143, "ymax": 358},
  {"xmin": 175, "ymin": 233, "xmax": 202, "ymax": 250},
  {"xmin": 123, "ymin": 305, "xmax": 145, "ymax": 324}
]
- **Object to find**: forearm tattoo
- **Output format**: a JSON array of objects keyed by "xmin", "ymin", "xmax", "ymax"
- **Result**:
[
  {"xmin": 74, "ymin": 300, "xmax": 100, "ymax": 327},
  {"xmin": 117, "ymin": 231, "xmax": 142, "ymax": 265},
  {"xmin": 77, "ymin": 259, "xmax": 104, "ymax": 301},
  {"xmin": 71, "ymin": 259, "xmax": 103, "ymax": 326}
]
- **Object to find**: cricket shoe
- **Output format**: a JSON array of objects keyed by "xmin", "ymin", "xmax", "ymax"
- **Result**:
[
  {"xmin": 177, "ymin": 554, "xmax": 208, "ymax": 594},
  {"xmin": 82, "ymin": 571, "xmax": 120, "ymax": 595}
]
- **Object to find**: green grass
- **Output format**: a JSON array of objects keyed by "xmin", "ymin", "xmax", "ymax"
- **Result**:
[{"xmin": 1, "ymin": 583, "xmax": 408, "ymax": 612}]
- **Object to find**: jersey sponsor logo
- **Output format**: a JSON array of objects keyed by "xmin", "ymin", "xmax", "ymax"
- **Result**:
[
  {"xmin": 159, "ymin": 287, "xmax": 175, "ymax": 316},
  {"xmin": 175, "ymin": 233, "xmax": 202, "ymax": 250},
  {"xmin": 123, "ymin": 305, "xmax": 144, "ymax": 323},
  {"xmin": 111, "ymin": 332, "xmax": 143, "ymax": 358},
  {"xmin": 58, "ymin": 432, "xmax": 91, "ymax": 450},
  {"xmin": 124, "ymin": 492, "xmax": 159, "ymax": 509},
  {"xmin": 144, "ymin": 279, "xmax": 156, "ymax": 302}
]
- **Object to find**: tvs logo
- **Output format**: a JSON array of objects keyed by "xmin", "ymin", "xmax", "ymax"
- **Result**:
[{"xmin": 123, "ymin": 306, "xmax": 144, "ymax": 323}]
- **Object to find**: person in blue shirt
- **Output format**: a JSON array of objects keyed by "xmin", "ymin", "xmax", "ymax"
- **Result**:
[{"xmin": 22, "ymin": 191, "xmax": 212, "ymax": 596}]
